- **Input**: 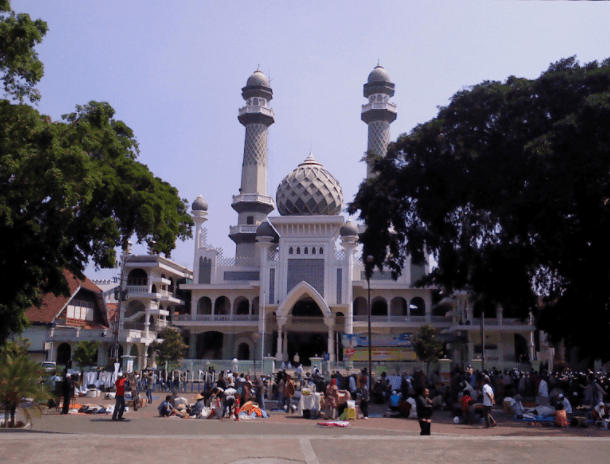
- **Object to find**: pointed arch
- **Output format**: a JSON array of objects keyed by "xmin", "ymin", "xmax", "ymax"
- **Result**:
[{"xmin": 276, "ymin": 281, "xmax": 331, "ymax": 318}]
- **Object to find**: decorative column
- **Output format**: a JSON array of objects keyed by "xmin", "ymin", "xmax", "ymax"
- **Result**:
[
  {"xmin": 340, "ymin": 223, "xmax": 359, "ymax": 335},
  {"xmin": 362, "ymin": 65, "xmax": 397, "ymax": 179},
  {"xmin": 323, "ymin": 316, "xmax": 336, "ymax": 362},
  {"xmin": 276, "ymin": 317, "xmax": 286, "ymax": 361},
  {"xmin": 188, "ymin": 330, "xmax": 197, "ymax": 359}
]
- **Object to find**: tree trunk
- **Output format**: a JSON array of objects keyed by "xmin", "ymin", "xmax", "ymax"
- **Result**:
[{"xmin": 9, "ymin": 405, "xmax": 16, "ymax": 427}]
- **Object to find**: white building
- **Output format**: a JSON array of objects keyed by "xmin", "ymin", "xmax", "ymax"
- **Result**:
[{"xmin": 171, "ymin": 66, "xmax": 538, "ymax": 370}]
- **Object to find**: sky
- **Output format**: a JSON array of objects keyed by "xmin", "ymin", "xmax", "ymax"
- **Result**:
[{"xmin": 12, "ymin": 0, "xmax": 610, "ymax": 280}]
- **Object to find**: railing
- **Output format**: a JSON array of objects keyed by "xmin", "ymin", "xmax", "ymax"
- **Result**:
[
  {"xmin": 127, "ymin": 285, "xmax": 148, "ymax": 293},
  {"xmin": 232, "ymin": 194, "xmax": 274, "ymax": 207},
  {"xmin": 173, "ymin": 314, "xmax": 258, "ymax": 322},
  {"xmin": 238, "ymin": 105, "xmax": 275, "ymax": 117},
  {"xmin": 122, "ymin": 322, "xmax": 148, "ymax": 331},
  {"xmin": 229, "ymin": 225, "xmax": 258, "ymax": 235},
  {"xmin": 353, "ymin": 315, "xmax": 428, "ymax": 323},
  {"xmin": 361, "ymin": 102, "xmax": 397, "ymax": 113}
]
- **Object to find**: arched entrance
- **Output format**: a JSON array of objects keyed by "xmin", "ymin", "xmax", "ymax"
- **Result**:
[
  {"xmin": 57, "ymin": 343, "xmax": 71, "ymax": 366},
  {"xmin": 284, "ymin": 297, "xmax": 328, "ymax": 366},
  {"xmin": 237, "ymin": 342, "xmax": 250, "ymax": 360}
]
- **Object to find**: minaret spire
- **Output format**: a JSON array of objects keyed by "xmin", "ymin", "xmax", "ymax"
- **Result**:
[
  {"xmin": 230, "ymin": 69, "xmax": 276, "ymax": 261},
  {"xmin": 361, "ymin": 65, "xmax": 397, "ymax": 178}
]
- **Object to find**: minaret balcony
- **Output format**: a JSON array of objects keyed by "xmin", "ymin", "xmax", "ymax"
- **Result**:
[
  {"xmin": 238, "ymin": 105, "xmax": 275, "ymax": 126},
  {"xmin": 229, "ymin": 224, "xmax": 259, "ymax": 235},
  {"xmin": 232, "ymin": 193, "xmax": 275, "ymax": 214},
  {"xmin": 361, "ymin": 101, "xmax": 397, "ymax": 113}
]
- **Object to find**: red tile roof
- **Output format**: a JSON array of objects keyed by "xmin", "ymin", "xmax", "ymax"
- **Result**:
[{"xmin": 25, "ymin": 270, "xmax": 108, "ymax": 328}]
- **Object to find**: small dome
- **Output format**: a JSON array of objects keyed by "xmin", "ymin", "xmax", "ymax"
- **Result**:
[
  {"xmin": 340, "ymin": 221, "xmax": 358, "ymax": 237},
  {"xmin": 256, "ymin": 221, "xmax": 278, "ymax": 240},
  {"xmin": 276, "ymin": 152, "xmax": 343, "ymax": 216},
  {"xmin": 368, "ymin": 65, "xmax": 391, "ymax": 83},
  {"xmin": 192, "ymin": 195, "xmax": 208, "ymax": 212},
  {"xmin": 247, "ymin": 69, "xmax": 270, "ymax": 88}
]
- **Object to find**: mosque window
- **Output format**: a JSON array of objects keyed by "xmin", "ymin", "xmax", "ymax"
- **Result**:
[
  {"xmin": 247, "ymin": 216, "xmax": 254, "ymax": 225},
  {"xmin": 297, "ymin": 247, "xmax": 301, "ymax": 255},
  {"xmin": 289, "ymin": 247, "xmax": 293, "ymax": 254},
  {"xmin": 319, "ymin": 247, "xmax": 323, "ymax": 254},
  {"xmin": 312, "ymin": 248, "xmax": 316, "ymax": 255},
  {"xmin": 304, "ymin": 247, "xmax": 308, "ymax": 255}
]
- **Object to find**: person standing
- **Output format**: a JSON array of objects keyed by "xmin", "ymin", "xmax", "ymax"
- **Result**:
[
  {"xmin": 359, "ymin": 383, "xmax": 370, "ymax": 420},
  {"xmin": 325, "ymin": 378, "xmax": 340, "ymax": 419},
  {"xmin": 60, "ymin": 373, "xmax": 73, "ymax": 415},
  {"xmin": 481, "ymin": 376, "xmax": 497, "ymax": 428},
  {"xmin": 284, "ymin": 374, "xmax": 295, "ymax": 414},
  {"xmin": 113, "ymin": 374, "xmax": 127, "ymax": 421},
  {"xmin": 146, "ymin": 372, "xmax": 154, "ymax": 404},
  {"xmin": 416, "ymin": 388, "xmax": 433, "ymax": 435}
]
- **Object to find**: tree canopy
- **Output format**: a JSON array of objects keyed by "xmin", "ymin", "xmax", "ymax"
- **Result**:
[
  {"xmin": 152, "ymin": 327, "xmax": 188, "ymax": 370},
  {"xmin": 0, "ymin": 2, "xmax": 193, "ymax": 345},
  {"xmin": 349, "ymin": 56, "xmax": 610, "ymax": 361},
  {"xmin": 412, "ymin": 325, "xmax": 443, "ymax": 377}
]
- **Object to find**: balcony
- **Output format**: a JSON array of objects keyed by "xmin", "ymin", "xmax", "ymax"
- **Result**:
[
  {"xmin": 361, "ymin": 102, "xmax": 397, "ymax": 113},
  {"xmin": 229, "ymin": 225, "xmax": 258, "ymax": 235},
  {"xmin": 238, "ymin": 105, "xmax": 274, "ymax": 118},
  {"xmin": 232, "ymin": 194, "xmax": 274, "ymax": 207},
  {"xmin": 173, "ymin": 314, "xmax": 258, "ymax": 323}
]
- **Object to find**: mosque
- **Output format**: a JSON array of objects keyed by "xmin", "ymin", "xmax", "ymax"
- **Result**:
[{"xmin": 167, "ymin": 66, "xmax": 540, "ymax": 369}]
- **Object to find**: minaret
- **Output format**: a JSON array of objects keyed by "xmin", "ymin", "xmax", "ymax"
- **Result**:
[
  {"xmin": 361, "ymin": 65, "xmax": 397, "ymax": 178},
  {"xmin": 230, "ymin": 69, "xmax": 275, "ymax": 261}
]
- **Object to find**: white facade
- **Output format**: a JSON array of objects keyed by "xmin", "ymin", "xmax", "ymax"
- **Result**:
[{"xmin": 171, "ymin": 67, "xmax": 537, "ymax": 370}]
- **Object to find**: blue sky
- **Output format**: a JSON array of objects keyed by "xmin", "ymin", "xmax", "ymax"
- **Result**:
[{"xmin": 13, "ymin": 0, "xmax": 610, "ymax": 279}]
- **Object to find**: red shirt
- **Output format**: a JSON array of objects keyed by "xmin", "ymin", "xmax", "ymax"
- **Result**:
[
  {"xmin": 460, "ymin": 394, "xmax": 472, "ymax": 411},
  {"xmin": 116, "ymin": 377, "xmax": 126, "ymax": 396}
]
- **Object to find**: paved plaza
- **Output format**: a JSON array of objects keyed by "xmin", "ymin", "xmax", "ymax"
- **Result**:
[{"xmin": 1, "ymin": 394, "xmax": 609, "ymax": 464}]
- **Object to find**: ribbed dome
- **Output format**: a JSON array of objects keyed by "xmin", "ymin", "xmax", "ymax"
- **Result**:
[
  {"xmin": 340, "ymin": 221, "xmax": 358, "ymax": 237},
  {"xmin": 368, "ymin": 65, "xmax": 391, "ymax": 83},
  {"xmin": 247, "ymin": 69, "xmax": 270, "ymax": 88},
  {"xmin": 276, "ymin": 153, "xmax": 343, "ymax": 216},
  {"xmin": 192, "ymin": 194, "xmax": 208, "ymax": 211}
]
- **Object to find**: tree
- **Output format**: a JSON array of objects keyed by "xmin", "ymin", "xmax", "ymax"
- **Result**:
[
  {"xmin": 0, "ymin": 339, "xmax": 48, "ymax": 427},
  {"xmin": 0, "ymin": 3, "xmax": 193, "ymax": 345},
  {"xmin": 72, "ymin": 341, "xmax": 99, "ymax": 383},
  {"xmin": 412, "ymin": 325, "xmax": 443, "ymax": 377},
  {"xmin": 152, "ymin": 327, "xmax": 187, "ymax": 371},
  {"xmin": 349, "ymin": 56, "xmax": 610, "ymax": 361}
]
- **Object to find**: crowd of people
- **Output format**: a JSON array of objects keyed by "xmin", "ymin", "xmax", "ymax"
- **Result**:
[{"xmin": 48, "ymin": 362, "xmax": 610, "ymax": 433}]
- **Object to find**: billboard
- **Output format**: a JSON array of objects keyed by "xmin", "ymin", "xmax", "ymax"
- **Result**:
[{"xmin": 342, "ymin": 333, "xmax": 415, "ymax": 361}]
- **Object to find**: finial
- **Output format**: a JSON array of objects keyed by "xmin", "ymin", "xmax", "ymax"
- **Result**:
[{"xmin": 377, "ymin": 59, "xmax": 380, "ymax": 67}]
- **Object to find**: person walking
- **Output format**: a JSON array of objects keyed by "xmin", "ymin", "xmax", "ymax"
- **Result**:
[
  {"xmin": 481, "ymin": 376, "xmax": 497, "ymax": 428},
  {"xmin": 416, "ymin": 388, "xmax": 433, "ymax": 435},
  {"xmin": 113, "ymin": 374, "xmax": 127, "ymax": 421}
]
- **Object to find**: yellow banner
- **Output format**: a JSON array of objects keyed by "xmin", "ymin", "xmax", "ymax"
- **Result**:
[{"xmin": 348, "ymin": 347, "xmax": 417, "ymax": 362}]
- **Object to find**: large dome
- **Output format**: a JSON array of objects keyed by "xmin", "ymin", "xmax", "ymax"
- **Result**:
[{"xmin": 276, "ymin": 153, "xmax": 343, "ymax": 216}]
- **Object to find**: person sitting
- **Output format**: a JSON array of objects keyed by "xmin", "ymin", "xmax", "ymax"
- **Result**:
[
  {"xmin": 508, "ymin": 394, "xmax": 525, "ymax": 416},
  {"xmin": 389, "ymin": 391, "xmax": 401, "ymax": 412},
  {"xmin": 592, "ymin": 401, "xmax": 608, "ymax": 423},
  {"xmin": 190, "ymin": 392, "xmax": 206, "ymax": 417},
  {"xmin": 158, "ymin": 395, "xmax": 177, "ymax": 417},
  {"xmin": 553, "ymin": 403, "xmax": 568, "ymax": 428},
  {"xmin": 460, "ymin": 389, "xmax": 473, "ymax": 424}
]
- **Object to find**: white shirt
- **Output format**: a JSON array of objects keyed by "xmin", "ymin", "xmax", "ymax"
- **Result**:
[
  {"xmin": 482, "ymin": 384, "xmax": 494, "ymax": 406},
  {"xmin": 538, "ymin": 379, "xmax": 548, "ymax": 397}
]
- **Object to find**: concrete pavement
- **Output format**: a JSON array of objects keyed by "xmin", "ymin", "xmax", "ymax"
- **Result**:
[{"xmin": 2, "ymin": 394, "xmax": 609, "ymax": 464}]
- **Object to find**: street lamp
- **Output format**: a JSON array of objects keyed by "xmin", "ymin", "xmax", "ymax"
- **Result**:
[{"xmin": 365, "ymin": 255, "xmax": 374, "ymax": 392}]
